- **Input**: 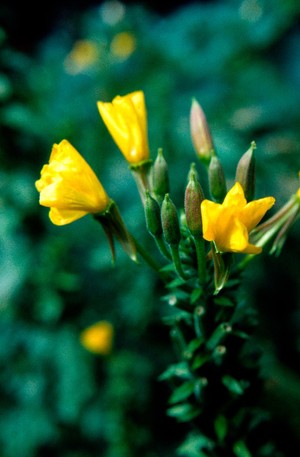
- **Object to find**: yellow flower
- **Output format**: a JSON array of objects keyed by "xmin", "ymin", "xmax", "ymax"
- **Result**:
[
  {"xmin": 97, "ymin": 90, "xmax": 150, "ymax": 164},
  {"xmin": 64, "ymin": 40, "xmax": 100, "ymax": 74},
  {"xmin": 80, "ymin": 321, "xmax": 114, "ymax": 355},
  {"xmin": 35, "ymin": 139, "xmax": 110, "ymax": 225},
  {"xmin": 201, "ymin": 182, "xmax": 275, "ymax": 254},
  {"xmin": 110, "ymin": 31, "xmax": 136, "ymax": 60}
]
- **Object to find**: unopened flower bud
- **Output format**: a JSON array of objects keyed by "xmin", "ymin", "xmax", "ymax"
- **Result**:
[
  {"xmin": 235, "ymin": 141, "xmax": 256, "ymax": 201},
  {"xmin": 161, "ymin": 194, "xmax": 181, "ymax": 246},
  {"xmin": 190, "ymin": 98, "xmax": 215, "ymax": 165},
  {"xmin": 184, "ymin": 168, "xmax": 205, "ymax": 236},
  {"xmin": 151, "ymin": 148, "xmax": 170, "ymax": 204},
  {"xmin": 144, "ymin": 190, "xmax": 163, "ymax": 238},
  {"xmin": 208, "ymin": 156, "xmax": 227, "ymax": 203}
]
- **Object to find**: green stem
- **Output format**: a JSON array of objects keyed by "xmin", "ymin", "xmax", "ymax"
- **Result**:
[
  {"xmin": 170, "ymin": 244, "xmax": 187, "ymax": 279},
  {"xmin": 132, "ymin": 236, "xmax": 167, "ymax": 280},
  {"xmin": 155, "ymin": 236, "xmax": 172, "ymax": 260},
  {"xmin": 193, "ymin": 234, "xmax": 206, "ymax": 285}
]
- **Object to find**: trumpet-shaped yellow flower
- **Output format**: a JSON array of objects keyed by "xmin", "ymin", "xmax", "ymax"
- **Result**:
[
  {"xmin": 97, "ymin": 90, "xmax": 150, "ymax": 164},
  {"xmin": 201, "ymin": 182, "xmax": 275, "ymax": 254},
  {"xmin": 80, "ymin": 321, "xmax": 114, "ymax": 355},
  {"xmin": 35, "ymin": 139, "xmax": 110, "ymax": 225}
]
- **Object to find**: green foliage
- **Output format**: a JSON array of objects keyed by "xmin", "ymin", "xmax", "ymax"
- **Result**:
[{"xmin": 1, "ymin": 1, "xmax": 300, "ymax": 456}]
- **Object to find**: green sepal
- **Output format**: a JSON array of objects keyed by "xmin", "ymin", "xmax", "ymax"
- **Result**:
[
  {"xmin": 235, "ymin": 141, "xmax": 256, "ymax": 202},
  {"xmin": 144, "ymin": 190, "xmax": 163, "ymax": 237},
  {"xmin": 208, "ymin": 156, "xmax": 227, "ymax": 203},
  {"xmin": 161, "ymin": 193, "xmax": 181, "ymax": 246},
  {"xmin": 211, "ymin": 244, "xmax": 232, "ymax": 293},
  {"xmin": 184, "ymin": 166, "xmax": 205, "ymax": 236},
  {"xmin": 151, "ymin": 148, "xmax": 170, "ymax": 204},
  {"xmin": 93, "ymin": 200, "xmax": 137, "ymax": 262}
]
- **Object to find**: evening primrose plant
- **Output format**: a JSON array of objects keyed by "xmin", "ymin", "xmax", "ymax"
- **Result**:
[{"xmin": 36, "ymin": 90, "xmax": 299, "ymax": 457}]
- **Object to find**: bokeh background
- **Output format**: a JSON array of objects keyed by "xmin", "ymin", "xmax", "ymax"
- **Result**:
[{"xmin": 1, "ymin": 0, "xmax": 300, "ymax": 456}]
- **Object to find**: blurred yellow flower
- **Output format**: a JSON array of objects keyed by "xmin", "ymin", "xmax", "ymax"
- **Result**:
[
  {"xmin": 97, "ymin": 90, "xmax": 150, "ymax": 164},
  {"xmin": 80, "ymin": 321, "xmax": 114, "ymax": 355},
  {"xmin": 35, "ymin": 139, "xmax": 110, "ymax": 225},
  {"xmin": 64, "ymin": 40, "xmax": 99, "ymax": 74},
  {"xmin": 201, "ymin": 182, "xmax": 275, "ymax": 254},
  {"xmin": 110, "ymin": 31, "xmax": 136, "ymax": 59}
]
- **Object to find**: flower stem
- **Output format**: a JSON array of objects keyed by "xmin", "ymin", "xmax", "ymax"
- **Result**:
[
  {"xmin": 193, "ymin": 234, "xmax": 206, "ymax": 285},
  {"xmin": 155, "ymin": 236, "xmax": 172, "ymax": 260},
  {"xmin": 170, "ymin": 244, "xmax": 187, "ymax": 279},
  {"xmin": 132, "ymin": 236, "xmax": 167, "ymax": 280}
]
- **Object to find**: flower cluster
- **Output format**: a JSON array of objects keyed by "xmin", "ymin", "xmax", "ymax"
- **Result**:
[
  {"xmin": 35, "ymin": 90, "xmax": 296, "ymax": 290},
  {"xmin": 35, "ymin": 90, "xmax": 299, "ymax": 456}
]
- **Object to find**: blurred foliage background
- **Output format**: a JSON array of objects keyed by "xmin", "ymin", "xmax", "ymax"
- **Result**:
[{"xmin": 1, "ymin": 0, "xmax": 300, "ymax": 456}]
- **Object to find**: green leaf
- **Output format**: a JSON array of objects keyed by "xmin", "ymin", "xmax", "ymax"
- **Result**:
[
  {"xmin": 233, "ymin": 440, "xmax": 252, "ymax": 457},
  {"xmin": 169, "ymin": 380, "xmax": 195, "ymax": 404},
  {"xmin": 158, "ymin": 362, "xmax": 191, "ymax": 381},
  {"xmin": 177, "ymin": 431, "xmax": 214, "ymax": 456},
  {"xmin": 214, "ymin": 296, "xmax": 234, "ymax": 307},
  {"xmin": 222, "ymin": 375, "xmax": 245, "ymax": 395},
  {"xmin": 167, "ymin": 403, "xmax": 201, "ymax": 422},
  {"xmin": 186, "ymin": 337, "xmax": 204, "ymax": 354},
  {"xmin": 166, "ymin": 277, "xmax": 187, "ymax": 288},
  {"xmin": 192, "ymin": 353, "xmax": 210, "ymax": 370},
  {"xmin": 214, "ymin": 414, "xmax": 227, "ymax": 441},
  {"xmin": 190, "ymin": 288, "xmax": 203, "ymax": 304}
]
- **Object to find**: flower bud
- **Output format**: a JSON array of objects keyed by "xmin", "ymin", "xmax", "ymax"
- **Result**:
[
  {"xmin": 184, "ymin": 168, "xmax": 205, "ymax": 236},
  {"xmin": 144, "ymin": 190, "xmax": 163, "ymax": 238},
  {"xmin": 161, "ymin": 194, "xmax": 181, "ymax": 246},
  {"xmin": 151, "ymin": 148, "xmax": 170, "ymax": 204},
  {"xmin": 190, "ymin": 98, "xmax": 215, "ymax": 165},
  {"xmin": 208, "ymin": 156, "xmax": 227, "ymax": 203},
  {"xmin": 235, "ymin": 141, "xmax": 256, "ymax": 201}
]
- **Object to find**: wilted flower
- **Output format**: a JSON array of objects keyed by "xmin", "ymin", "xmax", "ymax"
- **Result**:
[
  {"xmin": 97, "ymin": 90, "xmax": 150, "ymax": 165},
  {"xmin": 35, "ymin": 139, "xmax": 110, "ymax": 225},
  {"xmin": 80, "ymin": 321, "xmax": 114, "ymax": 355},
  {"xmin": 201, "ymin": 182, "xmax": 275, "ymax": 254}
]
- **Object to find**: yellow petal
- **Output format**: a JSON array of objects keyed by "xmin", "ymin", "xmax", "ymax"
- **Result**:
[
  {"xmin": 49, "ymin": 207, "xmax": 88, "ymax": 225},
  {"xmin": 97, "ymin": 90, "xmax": 150, "ymax": 164},
  {"xmin": 223, "ymin": 182, "xmax": 247, "ymax": 208},
  {"xmin": 241, "ymin": 197, "xmax": 275, "ymax": 232},
  {"xmin": 201, "ymin": 199, "xmax": 223, "ymax": 241},
  {"xmin": 222, "ymin": 217, "xmax": 249, "ymax": 252},
  {"xmin": 35, "ymin": 140, "xmax": 110, "ymax": 225},
  {"xmin": 201, "ymin": 182, "xmax": 275, "ymax": 254}
]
